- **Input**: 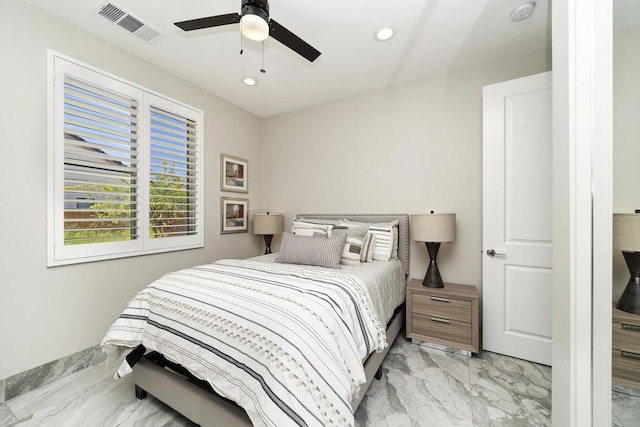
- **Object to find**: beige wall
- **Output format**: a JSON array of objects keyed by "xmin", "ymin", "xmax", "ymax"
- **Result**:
[
  {"xmin": 0, "ymin": 0, "xmax": 263, "ymax": 379},
  {"xmin": 261, "ymin": 50, "xmax": 551, "ymax": 293},
  {"xmin": 613, "ymin": 26, "xmax": 640, "ymax": 302}
]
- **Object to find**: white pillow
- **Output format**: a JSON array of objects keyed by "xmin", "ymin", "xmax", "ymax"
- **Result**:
[
  {"xmin": 291, "ymin": 219, "xmax": 333, "ymax": 237},
  {"xmin": 297, "ymin": 217, "xmax": 341, "ymax": 226},
  {"xmin": 367, "ymin": 226, "xmax": 394, "ymax": 261}
]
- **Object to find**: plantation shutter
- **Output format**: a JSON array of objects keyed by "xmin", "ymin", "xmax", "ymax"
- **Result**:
[
  {"xmin": 62, "ymin": 75, "xmax": 140, "ymax": 245},
  {"xmin": 49, "ymin": 53, "xmax": 204, "ymax": 266},
  {"xmin": 148, "ymin": 104, "xmax": 199, "ymax": 239}
]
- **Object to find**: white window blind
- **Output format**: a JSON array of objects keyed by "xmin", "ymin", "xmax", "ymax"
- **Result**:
[
  {"xmin": 48, "ymin": 52, "xmax": 204, "ymax": 266},
  {"xmin": 148, "ymin": 105, "xmax": 198, "ymax": 239},
  {"xmin": 63, "ymin": 75, "xmax": 140, "ymax": 245}
]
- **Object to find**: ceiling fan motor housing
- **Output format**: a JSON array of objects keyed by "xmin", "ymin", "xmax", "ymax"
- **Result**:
[{"xmin": 241, "ymin": 0, "xmax": 269, "ymax": 22}]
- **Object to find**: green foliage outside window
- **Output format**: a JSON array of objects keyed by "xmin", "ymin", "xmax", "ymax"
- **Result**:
[{"xmin": 64, "ymin": 162, "xmax": 192, "ymax": 245}]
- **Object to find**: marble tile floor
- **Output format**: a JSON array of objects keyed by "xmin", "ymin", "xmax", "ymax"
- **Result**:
[{"xmin": 1, "ymin": 334, "xmax": 637, "ymax": 426}]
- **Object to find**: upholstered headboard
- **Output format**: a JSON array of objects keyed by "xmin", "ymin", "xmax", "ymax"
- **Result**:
[{"xmin": 295, "ymin": 213, "xmax": 410, "ymax": 276}]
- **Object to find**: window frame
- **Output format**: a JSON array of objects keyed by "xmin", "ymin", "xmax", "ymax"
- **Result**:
[{"xmin": 47, "ymin": 51, "xmax": 204, "ymax": 266}]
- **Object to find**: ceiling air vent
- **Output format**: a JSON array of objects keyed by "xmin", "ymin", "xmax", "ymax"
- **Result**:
[{"xmin": 96, "ymin": 2, "xmax": 163, "ymax": 43}]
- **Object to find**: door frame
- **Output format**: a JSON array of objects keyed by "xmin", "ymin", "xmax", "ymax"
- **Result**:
[{"xmin": 552, "ymin": 0, "xmax": 612, "ymax": 426}]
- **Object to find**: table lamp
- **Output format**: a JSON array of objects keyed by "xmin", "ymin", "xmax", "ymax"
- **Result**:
[
  {"xmin": 253, "ymin": 212, "xmax": 284, "ymax": 254},
  {"xmin": 411, "ymin": 212, "xmax": 456, "ymax": 288},
  {"xmin": 613, "ymin": 213, "xmax": 640, "ymax": 313}
]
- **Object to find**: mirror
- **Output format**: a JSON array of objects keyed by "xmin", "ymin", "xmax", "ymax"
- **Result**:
[{"xmin": 612, "ymin": 0, "xmax": 640, "ymax": 423}]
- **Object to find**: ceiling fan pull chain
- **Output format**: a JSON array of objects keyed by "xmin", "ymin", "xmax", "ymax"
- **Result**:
[
  {"xmin": 260, "ymin": 40, "xmax": 266, "ymax": 73},
  {"xmin": 239, "ymin": 21, "xmax": 244, "ymax": 55}
]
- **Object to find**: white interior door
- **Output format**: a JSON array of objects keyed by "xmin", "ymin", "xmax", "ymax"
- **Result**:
[{"xmin": 482, "ymin": 72, "xmax": 552, "ymax": 366}]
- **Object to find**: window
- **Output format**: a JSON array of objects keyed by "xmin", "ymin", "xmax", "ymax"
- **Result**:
[{"xmin": 48, "ymin": 52, "xmax": 204, "ymax": 266}]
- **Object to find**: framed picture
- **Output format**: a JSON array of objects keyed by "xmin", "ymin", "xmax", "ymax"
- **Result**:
[
  {"xmin": 221, "ymin": 197, "xmax": 249, "ymax": 234},
  {"xmin": 221, "ymin": 154, "xmax": 248, "ymax": 193}
]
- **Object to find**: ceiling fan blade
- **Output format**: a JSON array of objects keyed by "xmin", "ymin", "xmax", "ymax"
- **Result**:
[
  {"xmin": 175, "ymin": 13, "xmax": 241, "ymax": 32},
  {"xmin": 268, "ymin": 19, "xmax": 321, "ymax": 62}
]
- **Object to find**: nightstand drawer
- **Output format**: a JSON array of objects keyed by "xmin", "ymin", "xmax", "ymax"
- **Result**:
[
  {"xmin": 613, "ymin": 322, "xmax": 640, "ymax": 354},
  {"xmin": 612, "ymin": 349, "xmax": 640, "ymax": 388},
  {"xmin": 413, "ymin": 293, "xmax": 471, "ymax": 323},
  {"xmin": 411, "ymin": 313, "xmax": 472, "ymax": 347}
]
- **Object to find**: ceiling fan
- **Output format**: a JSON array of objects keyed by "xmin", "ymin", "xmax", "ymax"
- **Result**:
[{"xmin": 174, "ymin": 0, "xmax": 321, "ymax": 63}]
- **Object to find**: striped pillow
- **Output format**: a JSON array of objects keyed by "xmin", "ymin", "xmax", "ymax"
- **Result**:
[
  {"xmin": 276, "ymin": 232, "xmax": 346, "ymax": 269},
  {"xmin": 332, "ymin": 225, "xmax": 369, "ymax": 266},
  {"xmin": 360, "ymin": 233, "xmax": 376, "ymax": 262},
  {"xmin": 297, "ymin": 217, "xmax": 341, "ymax": 226},
  {"xmin": 342, "ymin": 219, "xmax": 399, "ymax": 260},
  {"xmin": 368, "ymin": 226, "xmax": 395, "ymax": 261},
  {"xmin": 291, "ymin": 219, "xmax": 333, "ymax": 237}
]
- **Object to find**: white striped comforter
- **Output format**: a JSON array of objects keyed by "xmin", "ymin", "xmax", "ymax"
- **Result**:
[{"xmin": 101, "ymin": 259, "xmax": 391, "ymax": 427}]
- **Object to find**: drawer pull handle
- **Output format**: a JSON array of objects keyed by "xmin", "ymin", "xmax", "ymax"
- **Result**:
[
  {"xmin": 621, "ymin": 351, "xmax": 640, "ymax": 360},
  {"xmin": 430, "ymin": 296, "xmax": 450, "ymax": 303},
  {"xmin": 430, "ymin": 316, "xmax": 450, "ymax": 324},
  {"xmin": 622, "ymin": 323, "xmax": 640, "ymax": 332}
]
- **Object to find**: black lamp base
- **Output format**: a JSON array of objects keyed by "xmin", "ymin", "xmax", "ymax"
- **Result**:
[
  {"xmin": 422, "ymin": 242, "xmax": 444, "ymax": 288},
  {"xmin": 616, "ymin": 251, "xmax": 640, "ymax": 314},
  {"xmin": 263, "ymin": 234, "xmax": 274, "ymax": 255}
]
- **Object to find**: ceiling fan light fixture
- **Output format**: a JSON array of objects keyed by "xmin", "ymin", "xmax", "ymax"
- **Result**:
[
  {"xmin": 241, "ymin": 10, "xmax": 269, "ymax": 41},
  {"xmin": 374, "ymin": 27, "xmax": 395, "ymax": 41}
]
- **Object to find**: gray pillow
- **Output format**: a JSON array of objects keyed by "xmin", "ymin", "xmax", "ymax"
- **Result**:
[
  {"xmin": 332, "ymin": 225, "xmax": 369, "ymax": 266},
  {"xmin": 276, "ymin": 232, "xmax": 346, "ymax": 269}
]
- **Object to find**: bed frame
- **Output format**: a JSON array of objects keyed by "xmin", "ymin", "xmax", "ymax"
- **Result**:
[{"xmin": 133, "ymin": 213, "xmax": 410, "ymax": 426}]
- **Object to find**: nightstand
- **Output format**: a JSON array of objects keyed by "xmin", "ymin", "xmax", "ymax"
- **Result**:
[
  {"xmin": 406, "ymin": 279, "xmax": 479, "ymax": 354},
  {"xmin": 612, "ymin": 306, "xmax": 640, "ymax": 390}
]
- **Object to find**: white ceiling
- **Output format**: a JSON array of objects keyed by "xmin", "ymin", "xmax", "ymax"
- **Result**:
[{"xmin": 25, "ymin": 0, "xmax": 552, "ymax": 117}]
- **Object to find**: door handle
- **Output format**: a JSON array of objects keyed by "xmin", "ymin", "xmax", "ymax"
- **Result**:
[{"xmin": 486, "ymin": 249, "xmax": 507, "ymax": 257}]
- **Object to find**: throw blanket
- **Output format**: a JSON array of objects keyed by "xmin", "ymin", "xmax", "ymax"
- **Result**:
[{"xmin": 101, "ymin": 259, "xmax": 388, "ymax": 427}]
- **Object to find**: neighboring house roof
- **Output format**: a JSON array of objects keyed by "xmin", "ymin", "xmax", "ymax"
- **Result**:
[{"xmin": 64, "ymin": 132, "xmax": 127, "ymax": 170}]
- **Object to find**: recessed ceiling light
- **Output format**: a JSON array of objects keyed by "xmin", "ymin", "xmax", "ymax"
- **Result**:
[
  {"xmin": 242, "ymin": 77, "xmax": 258, "ymax": 86},
  {"xmin": 374, "ymin": 27, "xmax": 395, "ymax": 41}
]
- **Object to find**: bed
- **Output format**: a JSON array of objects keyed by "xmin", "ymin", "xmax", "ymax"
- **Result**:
[{"xmin": 101, "ymin": 214, "xmax": 410, "ymax": 427}]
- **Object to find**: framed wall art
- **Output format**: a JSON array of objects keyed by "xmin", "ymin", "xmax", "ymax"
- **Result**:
[
  {"xmin": 221, "ymin": 197, "xmax": 249, "ymax": 234},
  {"xmin": 220, "ymin": 154, "xmax": 248, "ymax": 193}
]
